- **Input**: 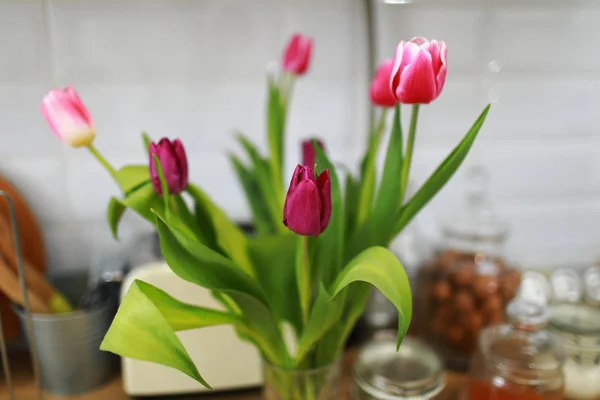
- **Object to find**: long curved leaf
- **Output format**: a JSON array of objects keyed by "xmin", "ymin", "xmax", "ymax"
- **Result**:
[
  {"xmin": 154, "ymin": 211, "xmax": 267, "ymax": 306},
  {"xmin": 370, "ymin": 104, "xmax": 403, "ymax": 246},
  {"xmin": 248, "ymin": 233, "xmax": 302, "ymax": 334},
  {"xmin": 331, "ymin": 246, "xmax": 412, "ymax": 349},
  {"xmin": 313, "ymin": 141, "xmax": 345, "ymax": 287},
  {"xmin": 115, "ymin": 165, "xmax": 150, "ymax": 195},
  {"xmin": 107, "ymin": 182, "xmax": 165, "ymax": 239},
  {"xmin": 295, "ymin": 284, "xmax": 344, "ymax": 363},
  {"xmin": 229, "ymin": 154, "xmax": 273, "ymax": 235},
  {"xmin": 393, "ymin": 105, "xmax": 490, "ymax": 236},
  {"xmin": 186, "ymin": 184, "xmax": 254, "ymax": 277},
  {"xmin": 101, "ymin": 280, "xmax": 239, "ymax": 389}
]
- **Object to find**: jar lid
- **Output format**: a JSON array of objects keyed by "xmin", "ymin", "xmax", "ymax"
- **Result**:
[
  {"xmin": 479, "ymin": 300, "xmax": 567, "ymax": 384},
  {"xmin": 584, "ymin": 267, "xmax": 600, "ymax": 304},
  {"xmin": 550, "ymin": 268, "xmax": 583, "ymax": 303},
  {"xmin": 441, "ymin": 165, "xmax": 508, "ymax": 242},
  {"xmin": 549, "ymin": 303, "xmax": 600, "ymax": 336},
  {"xmin": 353, "ymin": 333, "xmax": 445, "ymax": 399}
]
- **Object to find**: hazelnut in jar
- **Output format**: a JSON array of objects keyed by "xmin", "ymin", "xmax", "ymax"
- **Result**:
[{"xmin": 416, "ymin": 166, "xmax": 521, "ymax": 371}]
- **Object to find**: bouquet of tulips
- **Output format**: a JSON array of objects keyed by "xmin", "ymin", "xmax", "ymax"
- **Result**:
[{"xmin": 40, "ymin": 33, "xmax": 489, "ymax": 398}]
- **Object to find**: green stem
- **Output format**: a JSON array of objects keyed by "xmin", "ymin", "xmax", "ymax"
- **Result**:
[
  {"xmin": 399, "ymin": 104, "xmax": 420, "ymax": 204},
  {"xmin": 88, "ymin": 144, "xmax": 118, "ymax": 183},
  {"xmin": 300, "ymin": 235, "xmax": 310, "ymax": 325}
]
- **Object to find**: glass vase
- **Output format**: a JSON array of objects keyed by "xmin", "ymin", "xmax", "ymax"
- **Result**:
[{"xmin": 262, "ymin": 360, "xmax": 341, "ymax": 400}]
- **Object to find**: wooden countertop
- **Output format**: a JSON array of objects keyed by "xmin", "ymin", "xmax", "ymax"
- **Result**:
[{"xmin": 0, "ymin": 350, "xmax": 466, "ymax": 399}]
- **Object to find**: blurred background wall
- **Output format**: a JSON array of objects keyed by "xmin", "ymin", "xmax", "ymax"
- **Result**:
[{"xmin": 0, "ymin": 0, "xmax": 598, "ymax": 272}]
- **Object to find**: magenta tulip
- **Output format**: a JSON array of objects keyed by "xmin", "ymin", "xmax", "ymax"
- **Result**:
[
  {"xmin": 302, "ymin": 138, "xmax": 325, "ymax": 169},
  {"xmin": 282, "ymin": 33, "xmax": 313, "ymax": 76},
  {"xmin": 41, "ymin": 86, "xmax": 95, "ymax": 147},
  {"xmin": 370, "ymin": 59, "xmax": 397, "ymax": 108},
  {"xmin": 390, "ymin": 37, "xmax": 447, "ymax": 104},
  {"xmin": 149, "ymin": 138, "xmax": 188, "ymax": 195},
  {"xmin": 283, "ymin": 165, "xmax": 331, "ymax": 237}
]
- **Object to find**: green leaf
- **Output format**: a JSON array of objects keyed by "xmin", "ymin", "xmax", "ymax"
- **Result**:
[
  {"xmin": 115, "ymin": 165, "xmax": 150, "ymax": 195},
  {"xmin": 267, "ymin": 77, "xmax": 285, "ymax": 199},
  {"xmin": 229, "ymin": 154, "xmax": 274, "ymax": 235},
  {"xmin": 169, "ymin": 194, "xmax": 206, "ymax": 244},
  {"xmin": 313, "ymin": 141, "xmax": 345, "ymax": 287},
  {"xmin": 314, "ymin": 283, "xmax": 369, "ymax": 365},
  {"xmin": 186, "ymin": 183, "xmax": 255, "ymax": 278},
  {"xmin": 107, "ymin": 182, "xmax": 165, "ymax": 238},
  {"xmin": 331, "ymin": 246, "xmax": 412, "ymax": 349},
  {"xmin": 228, "ymin": 292, "xmax": 292, "ymax": 367},
  {"xmin": 100, "ymin": 280, "xmax": 219, "ymax": 389},
  {"xmin": 152, "ymin": 154, "xmax": 170, "ymax": 210},
  {"xmin": 142, "ymin": 131, "xmax": 152, "ymax": 153},
  {"xmin": 247, "ymin": 233, "xmax": 303, "ymax": 334},
  {"xmin": 107, "ymin": 197, "xmax": 127, "ymax": 239},
  {"xmin": 356, "ymin": 108, "xmax": 388, "ymax": 228},
  {"xmin": 296, "ymin": 284, "xmax": 344, "ymax": 363},
  {"xmin": 343, "ymin": 173, "xmax": 361, "ymax": 243},
  {"xmin": 235, "ymin": 134, "xmax": 283, "ymax": 232},
  {"xmin": 370, "ymin": 104, "xmax": 403, "ymax": 247},
  {"xmin": 393, "ymin": 104, "xmax": 491, "ymax": 235},
  {"xmin": 154, "ymin": 211, "xmax": 267, "ymax": 305}
]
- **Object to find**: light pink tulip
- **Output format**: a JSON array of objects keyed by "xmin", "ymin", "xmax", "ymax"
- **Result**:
[
  {"xmin": 282, "ymin": 33, "xmax": 314, "ymax": 76},
  {"xmin": 41, "ymin": 86, "xmax": 95, "ymax": 147},
  {"xmin": 370, "ymin": 59, "xmax": 397, "ymax": 108},
  {"xmin": 390, "ymin": 37, "xmax": 447, "ymax": 105}
]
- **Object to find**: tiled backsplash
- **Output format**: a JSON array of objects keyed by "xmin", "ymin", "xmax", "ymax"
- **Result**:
[{"xmin": 0, "ymin": 0, "xmax": 598, "ymax": 272}]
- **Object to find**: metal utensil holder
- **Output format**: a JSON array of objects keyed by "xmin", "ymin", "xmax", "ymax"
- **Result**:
[{"xmin": 0, "ymin": 190, "xmax": 43, "ymax": 400}]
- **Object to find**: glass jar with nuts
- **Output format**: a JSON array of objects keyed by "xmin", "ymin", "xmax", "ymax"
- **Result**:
[{"xmin": 415, "ymin": 166, "xmax": 521, "ymax": 371}]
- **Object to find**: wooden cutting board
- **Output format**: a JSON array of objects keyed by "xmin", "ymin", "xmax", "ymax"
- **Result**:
[{"xmin": 0, "ymin": 176, "xmax": 45, "ymax": 342}]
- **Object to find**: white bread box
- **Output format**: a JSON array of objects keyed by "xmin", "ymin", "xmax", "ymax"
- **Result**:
[{"xmin": 120, "ymin": 261, "xmax": 263, "ymax": 396}]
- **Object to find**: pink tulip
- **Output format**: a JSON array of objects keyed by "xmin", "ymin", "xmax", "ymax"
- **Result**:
[
  {"xmin": 370, "ymin": 59, "xmax": 397, "ymax": 108},
  {"xmin": 282, "ymin": 33, "xmax": 314, "ymax": 76},
  {"xmin": 41, "ymin": 86, "xmax": 95, "ymax": 147},
  {"xmin": 302, "ymin": 138, "xmax": 325, "ymax": 169},
  {"xmin": 283, "ymin": 165, "xmax": 331, "ymax": 237},
  {"xmin": 149, "ymin": 138, "xmax": 188, "ymax": 195},
  {"xmin": 390, "ymin": 37, "xmax": 447, "ymax": 105}
]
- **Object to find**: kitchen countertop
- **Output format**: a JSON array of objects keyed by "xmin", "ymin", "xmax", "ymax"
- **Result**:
[{"xmin": 0, "ymin": 350, "xmax": 467, "ymax": 399}]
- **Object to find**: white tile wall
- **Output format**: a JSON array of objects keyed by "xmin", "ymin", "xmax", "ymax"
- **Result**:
[{"xmin": 0, "ymin": 0, "xmax": 598, "ymax": 273}]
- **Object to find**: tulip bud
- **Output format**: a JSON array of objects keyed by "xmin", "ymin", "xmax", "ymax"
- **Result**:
[
  {"xmin": 302, "ymin": 138, "xmax": 325, "ymax": 169},
  {"xmin": 370, "ymin": 59, "xmax": 397, "ymax": 108},
  {"xmin": 390, "ymin": 37, "xmax": 447, "ymax": 104},
  {"xmin": 282, "ymin": 33, "xmax": 314, "ymax": 76},
  {"xmin": 149, "ymin": 138, "xmax": 189, "ymax": 195},
  {"xmin": 41, "ymin": 86, "xmax": 95, "ymax": 147},
  {"xmin": 283, "ymin": 165, "xmax": 331, "ymax": 237}
]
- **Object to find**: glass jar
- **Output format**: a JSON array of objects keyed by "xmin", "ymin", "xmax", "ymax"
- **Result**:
[
  {"xmin": 465, "ymin": 299, "xmax": 567, "ymax": 400},
  {"xmin": 548, "ymin": 303, "xmax": 600, "ymax": 400},
  {"xmin": 263, "ymin": 360, "xmax": 341, "ymax": 400},
  {"xmin": 416, "ymin": 166, "xmax": 521, "ymax": 370},
  {"xmin": 352, "ymin": 332, "xmax": 448, "ymax": 400}
]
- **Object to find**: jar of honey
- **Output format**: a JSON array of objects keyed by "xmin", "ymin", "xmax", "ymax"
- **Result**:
[
  {"xmin": 415, "ymin": 166, "xmax": 521, "ymax": 370},
  {"xmin": 465, "ymin": 299, "xmax": 567, "ymax": 400}
]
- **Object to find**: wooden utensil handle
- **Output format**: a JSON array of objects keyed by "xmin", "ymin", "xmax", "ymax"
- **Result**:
[{"xmin": 0, "ymin": 256, "xmax": 50, "ymax": 314}]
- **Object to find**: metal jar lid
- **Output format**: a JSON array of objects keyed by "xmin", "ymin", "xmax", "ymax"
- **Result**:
[{"xmin": 353, "ymin": 332, "xmax": 445, "ymax": 400}]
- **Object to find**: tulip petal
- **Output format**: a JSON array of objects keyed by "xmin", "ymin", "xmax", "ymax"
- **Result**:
[
  {"xmin": 410, "ymin": 37, "xmax": 429, "ymax": 47},
  {"xmin": 286, "ymin": 165, "xmax": 304, "ymax": 197},
  {"xmin": 172, "ymin": 139, "xmax": 189, "ymax": 191},
  {"xmin": 397, "ymin": 49, "xmax": 437, "ymax": 104},
  {"xmin": 436, "ymin": 41, "xmax": 448, "ymax": 97},
  {"xmin": 390, "ymin": 41, "xmax": 406, "ymax": 96},
  {"xmin": 370, "ymin": 59, "xmax": 397, "ymax": 108},
  {"xmin": 282, "ymin": 33, "xmax": 313, "ymax": 75},
  {"xmin": 283, "ymin": 180, "xmax": 323, "ymax": 237},
  {"xmin": 65, "ymin": 85, "xmax": 93, "ymax": 124},
  {"xmin": 316, "ymin": 170, "xmax": 331, "ymax": 232}
]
